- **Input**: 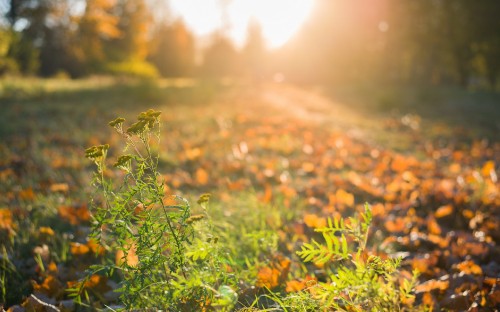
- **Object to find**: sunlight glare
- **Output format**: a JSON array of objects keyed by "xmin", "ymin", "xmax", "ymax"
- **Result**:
[{"xmin": 169, "ymin": 0, "xmax": 315, "ymax": 49}]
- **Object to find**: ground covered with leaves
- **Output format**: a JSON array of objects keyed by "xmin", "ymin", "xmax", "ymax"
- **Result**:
[{"xmin": 0, "ymin": 78, "xmax": 499, "ymax": 311}]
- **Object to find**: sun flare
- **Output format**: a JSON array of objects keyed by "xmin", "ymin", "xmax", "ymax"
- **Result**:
[{"xmin": 169, "ymin": 0, "xmax": 315, "ymax": 48}]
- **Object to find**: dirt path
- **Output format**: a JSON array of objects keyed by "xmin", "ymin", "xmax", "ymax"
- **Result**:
[{"xmin": 228, "ymin": 82, "xmax": 373, "ymax": 141}]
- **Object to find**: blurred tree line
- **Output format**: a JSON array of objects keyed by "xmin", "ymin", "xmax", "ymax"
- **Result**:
[
  {"xmin": 1, "ymin": 0, "xmax": 499, "ymax": 89},
  {"xmin": 278, "ymin": 0, "xmax": 500, "ymax": 89},
  {"xmin": 0, "ymin": 0, "xmax": 265, "ymax": 79},
  {"xmin": 0, "ymin": 0, "xmax": 192, "ymax": 78}
]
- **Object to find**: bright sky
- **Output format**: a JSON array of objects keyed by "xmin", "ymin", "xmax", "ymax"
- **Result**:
[{"xmin": 169, "ymin": 0, "xmax": 315, "ymax": 49}]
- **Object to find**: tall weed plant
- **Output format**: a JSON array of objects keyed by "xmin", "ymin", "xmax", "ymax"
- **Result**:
[
  {"xmin": 281, "ymin": 205, "xmax": 419, "ymax": 311},
  {"xmin": 71, "ymin": 110, "xmax": 237, "ymax": 310}
]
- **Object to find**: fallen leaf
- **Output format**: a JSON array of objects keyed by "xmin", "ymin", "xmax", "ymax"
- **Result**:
[
  {"xmin": 32, "ymin": 275, "xmax": 63, "ymax": 298},
  {"xmin": 116, "ymin": 242, "xmax": 138, "ymax": 267},
  {"xmin": 286, "ymin": 280, "xmax": 306, "ymax": 292},
  {"xmin": 0, "ymin": 208, "xmax": 16, "ymax": 233},
  {"xmin": 481, "ymin": 161, "xmax": 495, "ymax": 178},
  {"xmin": 195, "ymin": 168, "xmax": 209, "ymax": 185},
  {"xmin": 455, "ymin": 260, "xmax": 482, "ymax": 275},
  {"xmin": 19, "ymin": 188, "xmax": 35, "ymax": 200},
  {"xmin": 49, "ymin": 183, "xmax": 69, "ymax": 192},
  {"xmin": 427, "ymin": 216, "xmax": 442, "ymax": 235},
  {"xmin": 302, "ymin": 162, "xmax": 315, "ymax": 173},
  {"xmin": 70, "ymin": 242, "xmax": 90, "ymax": 255},
  {"xmin": 58, "ymin": 205, "xmax": 90, "ymax": 225},
  {"xmin": 39, "ymin": 227, "xmax": 55, "ymax": 236},
  {"xmin": 435, "ymin": 205, "xmax": 454, "ymax": 218},
  {"xmin": 256, "ymin": 267, "xmax": 280, "ymax": 289},
  {"xmin": 385, "ymin": 218, "xmax": 407, "ymax": 233},
  {"xmin": 303, "ymin": 213, "xmax": 327, "ymax": 228},
  {"xmin": 415, "ymin": 279, "xmax": 449, "ymax": 293}
]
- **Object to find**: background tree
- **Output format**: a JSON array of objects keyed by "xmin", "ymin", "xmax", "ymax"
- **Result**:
[
  {"xmin": 9, "ymin": 0, "xmax": 75, "ymax": 76},
  {"xmin": 241, "ymin": 20, "xmax": 267, "ymax": 81},
  {"xmin": 201, "ymin": 32, "xmax": 239, "ymax": 78},
  {"xmin": 0, "ymin": 27, "xmax": 18, "ymax": 75},
  {"xmin": 69, "ymin": 0, "xmax": 120, "ymax": 76},
  {"xmin": 106, "ymin": 0, "xmax": 150, "ymax": 62},
  {"xmin": 148, "ymin": 19, "xmax": 195, "ymax": 77},
  {"xmin": 471, "ymin": 0, "xmax": 500, "ymax": 88},
  {"xmin": 0, "ymin": 27, "xmax": 39, "ymax": 75}
]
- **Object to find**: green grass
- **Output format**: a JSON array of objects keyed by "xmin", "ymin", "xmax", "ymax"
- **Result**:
[
  {"xmin": 326, "ymin": 83, "xmax": 500, "ymax": 150},
  {"xmin": 0, "ymin": 77, "xmax": 222, "ymax": 136},
  {"xmin": 1, "ymin": 77, "xmax": 498, "ymax": 310}
]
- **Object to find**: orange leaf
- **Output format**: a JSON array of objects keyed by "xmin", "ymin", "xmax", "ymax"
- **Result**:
[
  {"xmin": 303, "ymin": 213, "xmax": 327, "ymax": 228},
  {"xmin": 422, "ymin": 292, "xmax": 437, "ymax": 308},
  {"xmin": 47, "ymin": 261, "xmax": 58, "ymax": 273},
  {"xmin": 49, "ymin": 183, "xmax": 69, "ymax": 193},
  {"xmin": 481, "ymin": 161, "xmax": 495, "ymax": 178},
  {"xmin": 427, "ymin": 216, "xmax": 442, "ymax": 235},
  {"xmin": 301, "ymin": 162, "xmax": 315, "ymax": 173},
  {"xmin": 87, "ymin": 239, "xmax": 105, "ymax": 255},
  {"xmin": 39, "ymin": 227, "xmax": 54, "ymax": 236},
  {"xmin": 391, "ymin": 155, "xmax": 410, "ymax": 172},
  {"xmin": 32, "ymin": 275, "xmax": 63, "ymax": 298},
  {"xmin": 58, "ymin": 205, "xmax": 90, "ymax": 225},
  {"xmin": 261, "ymin": 184, "xmax": 273, "ymax": 203},
  {"xmin": 435, "ymin": 205, "xmax": 453, "ymax": 218},
  {"xmin": 116, "ymin": 242, "xmax": 138, "ymax": 267},
  {"xmin": 371, "ymin": 203, "xmax": 386, "ymax": 217},
  {"xmin": 490, "ymin": 289, "xmax": 500, "ymax": 305},
  {"xmin": 0, "ymin": 208, "xmax": 16, "ymax": 232},
  {"xmin": 286, "ymin": 275, "xmax": 316, "ymax": 293},
  {"xmin": 448, "ymin": 163, "xmax": 461, "ymax": 174},
  {"xmin": 427, "ymin": 234, "xmax": 449, "ymax": 248},
  {"xmin": 256, "ymin": 255, "xmax": 291, "ymax": 289},
  {"xmin": 70, "ymin": 242, "xmax": 90, "ymax": 255},
  {"xmin": 385, "ymin": 218, "xmax": 406, "ymax": 233},
  {"xmin": 195, "ymin": 168, "xmax": 209, "ymax": 185},
  {"xmin": 185, "ymin": 147, "xmax": 202, "ymax": 160},
  {"xmin": 19, "ymin": 188, "xmax": 35, "ymax": 201},
  {"xmin": 462, "ymin": 209, "xmax": 474, "ymax": 219},
  {"xmin": 411, "ymin": 259, "xmax": 430, "ymax": 274},
  {"xmin": 286, "ymin": 280, "xmax": 306, "ymax": 292},
  {"xmin": 415, "ymin": 279, "xmax": 449, "ymax": 293},
  {"xmin": 85, "ymin": 275, "xmax": 111, "ymax": 292},
  {"xmin": 335, "ymin": 189, "xmax": 354, "ymax": 207},
  {"xmin": 455, "ymin": 260, "xmax": 482, "ymax": 275},
  {"xmin": 256, "ymin": 267, "xmax": 280, "ymax": 289}
]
